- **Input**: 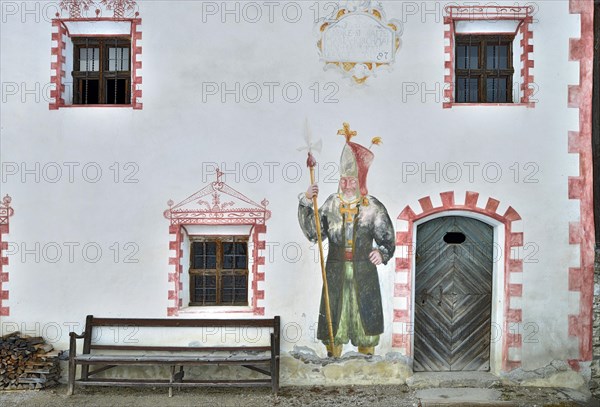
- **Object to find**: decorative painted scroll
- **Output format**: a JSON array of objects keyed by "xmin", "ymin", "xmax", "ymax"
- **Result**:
[{"xmin": 317, "ymin": 1, "xmax": 402, "ymax": 84}]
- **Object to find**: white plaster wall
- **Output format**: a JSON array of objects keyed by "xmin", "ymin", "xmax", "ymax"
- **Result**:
[{"xmin": 0, "ymin": 0, "xmax": 586, "ymax": 377}]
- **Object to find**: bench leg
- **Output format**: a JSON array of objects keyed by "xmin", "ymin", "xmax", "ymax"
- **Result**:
[
  {"xmin": 169, "ymin": 365, "xmax": 175, "ymax": 397},
  {"xmin": 178, "ymin": 366, "xmax": 184, "ymax": 391},
  {"xmin": 270, "ymin": 331, "xmax": 280, "ymax": 394},
  {"xmin": 67, "ymin": 360, "xmax": 75, "ymax": 395},
  {"xmin": 272, "ymin": 356, "xmax": 280, "ymax": 394}
]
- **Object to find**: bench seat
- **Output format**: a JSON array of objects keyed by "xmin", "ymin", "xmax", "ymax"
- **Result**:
[{"xmin": 74, "ymin": 354, "xmax": 272, "ymax": 365}]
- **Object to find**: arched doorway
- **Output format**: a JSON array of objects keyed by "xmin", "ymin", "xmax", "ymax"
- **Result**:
[{"xmin": 413, "ymin": 216, "xmax": 493, "ymax": 372}]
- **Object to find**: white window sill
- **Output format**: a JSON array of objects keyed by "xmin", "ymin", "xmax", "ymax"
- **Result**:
[
  {"xmin": 177, "ymin": 306, "xmax": 254, "ymax": 315},
  {"xmin": 56, "ymin": 104, "xmax": 134, "ymax": 108},
  {"xmin": 446, "ymin": 102, "xmax": 534, "ymax": 108}
]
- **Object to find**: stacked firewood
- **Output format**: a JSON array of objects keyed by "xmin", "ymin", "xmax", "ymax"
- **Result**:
[{"xmin": 0, "ymin": 332, "xmax": 60, "ymax": 390}]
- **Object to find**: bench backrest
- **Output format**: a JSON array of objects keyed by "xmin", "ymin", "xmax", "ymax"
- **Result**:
[{"xmin": 81, "ymin": 315, "xmax": 281, "ymax": 354}]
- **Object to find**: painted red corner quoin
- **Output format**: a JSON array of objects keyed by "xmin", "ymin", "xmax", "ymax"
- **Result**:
[
  {"xmin": 567, "ymin": 0, "xmax": 595, "ymax": 370},
  {"xmin": 49, "ymin": 0, "xmax": 142, "ymax": 110},
  {"xmin": 443, "ymin": 5, "xmax": 535, "ymax": 108},
  {"xmin": 49, "ymin": 20, "xmax": 67, "ymax": 108},
  {"xmin": 164, "ymin": 171, "xmax": 271, "ymax": 316},
  {"xmin": 0, "ymin": 196, "xmax": 14, "ymax": 317},
  {"xmin": 393, "ymin": 191, "xmax": 524, "ymax": 372}
]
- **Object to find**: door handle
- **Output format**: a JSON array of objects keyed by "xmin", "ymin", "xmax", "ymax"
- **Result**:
[
  {"xmin": 437, "ymin": 285, "xmax": 443, "ymax": 306},
  {"xmin": 420, "ymin": 288, "xmax": 428, "ymax": 305}
]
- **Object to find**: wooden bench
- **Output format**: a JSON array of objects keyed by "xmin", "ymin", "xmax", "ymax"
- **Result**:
[{"xmin": 67, "ymin": 315, "xmax": 280, "ymax": 396}]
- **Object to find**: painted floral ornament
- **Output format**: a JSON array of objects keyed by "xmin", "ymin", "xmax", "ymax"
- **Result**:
[
  {"xmin": 58, "ymin": 0, "xmax": 139, "ymax": 18},
  {"xmin": 316, "ymin": 0, "xmax": 402, "ymax": 84}
]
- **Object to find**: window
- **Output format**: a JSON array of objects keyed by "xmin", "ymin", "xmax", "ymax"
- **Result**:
[
  {"xmin": 455, "ymin": 35, "xmax": 514, "ymax": 103},
  {"xmin": 165, "ymin": 178, "xmax": 269, "ymax": 316},
  {"xmin": 49, "ymin": 5, "xmax": 142, "ymax": 110},
  {"xmin": 189, "ymin": 237, "xmax": 249, "ymax": 306},
  {"xmin": 442, "ymin": 5, "xmax": 535, "ymax": 108},
  {"xmin": 72, "ymin": 38, "xmax": 131, "ymax": 105}
]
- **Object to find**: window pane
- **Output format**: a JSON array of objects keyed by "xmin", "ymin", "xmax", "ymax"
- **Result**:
[
  {"xmin": 194, "ymin": 275, "xmax": 217, "ymax": 304},
  {"xmin": 223, "ymin": 243, "xmax": 234, "ymax": 255},
  {"xmin": 234, "ymin": 275, "xmax": 247, "ymax": 303},
  {"xmin": 222, "ymin": 275, "xmax": 234, "ymax": 289},
  {"xmin": 235, "ymin": 255, "xmax": 247, "ymax": 269},
  {"xmin": 79, "ymin": 48, "xmax": 100, "ymax": 72},
  {"xmin": 192, "ymin": 242, "xmax": 205, "ymax": 269},
  {"xmin": 106, "ymin": 79, "xmax": 129, "ymax": 104},
  {"xmin": 205, "ymin": 255, "xmax": 217, "ymax": 269},
  {"xmin": 205, "ymin": 275, "xmax": 217, "ymax": 288},
  {"xmin": 192, "ymin": 242, "xmax": 204, "ymax": 256},
  {"xmin": 221, "ymin": 275, "xmax": 234, "ymax": 303},
  {"xmin": 456, "ymin": 45, "xmax": 478, "ymax": 69},
  {"xmin": 223, "ymin": 255, "xmax": 234, "ymax": 269},
  {"xmin": 456, "ymin": 45, "xmax": 465, "ymax": 68},
  {"xmin": 486, "ymin": 77, "xmax": 508, "ymax": 102},
  {"xmin": 80, "ymin": 79, "xmax": 100, "ymax": 104},
  {"xmin": 221, "ymin": 291, "xmax": 233, "ymax": 303},
  {"xmin": 486, "ymin": 45, "xmax": 508, "ymax": 69},
  {"xmin": 205, "ymin": 242, "xmax": 216, "ymax": 255},
  {"xmin": 234, "ymin": 291, "xmax": 247, "ymax": 303},
  {"xmin": 193, "ymin": 255, "xmax": 204, "ymax": 269},
  {"xmin": 235, "ymin": 243, "xmax": 247, "ymax": 255},
  {"xmin": 108, "ymin": 47, "xmax": 130, "ymax": 71},
  {"xmin": 220, "ymin": 275, "xmax": 247, "ymax": 304},
  {"xmin": 469, "ymin": 46, "xmax": 478, "ymax": 68},
  {"xmin": 456, "ymin": 77, "xmax": 478, "ymax": 103}
]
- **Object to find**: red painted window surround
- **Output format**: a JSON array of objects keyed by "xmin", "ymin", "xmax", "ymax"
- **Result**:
[
  {"xmin": 164, "ymin": 175, "xmax": 271, "ymax": 317},
  {"xmin": 49, "ymin": 9, "xmax": 142, "ymax": 110},
  {"xmin": 443, "ymin": 5, "xmax": 535, "ymax": 109}
]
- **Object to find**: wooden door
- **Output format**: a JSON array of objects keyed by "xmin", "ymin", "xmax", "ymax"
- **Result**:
[{"xmin": 413, "ymin": 216, "xmax": 493, "ymax": 372}]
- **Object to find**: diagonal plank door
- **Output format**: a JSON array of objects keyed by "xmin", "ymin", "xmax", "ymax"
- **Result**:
[{"xmin": 413, "ymin": 216, "xmax": 493, "ymax": 372}]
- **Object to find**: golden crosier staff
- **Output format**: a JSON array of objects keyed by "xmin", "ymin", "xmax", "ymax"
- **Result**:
[{"xmin": 306, "ymin": 151, "xmax": 336, "ymax": 356}]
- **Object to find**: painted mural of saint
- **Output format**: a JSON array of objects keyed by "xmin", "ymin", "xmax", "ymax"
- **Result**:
[{"xmin": 298, "ymin": 127, "xmax": 395, "ymax": 357}]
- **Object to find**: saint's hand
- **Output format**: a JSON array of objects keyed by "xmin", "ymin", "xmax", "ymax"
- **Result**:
[
  {"xmin": 369, "ymin": 250, "xmax": 383, "ymax": 266},
  {"xmin": 305, "ymin": 183, "xmax": 319, "ymax": 200}
]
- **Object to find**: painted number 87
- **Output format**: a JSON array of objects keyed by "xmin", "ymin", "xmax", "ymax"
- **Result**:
[{"xmin": 377, "ymin": 52, "xmax": 389, "ymax": 61}]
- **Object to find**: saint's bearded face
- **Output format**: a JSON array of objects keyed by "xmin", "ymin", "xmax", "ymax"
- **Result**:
[{"xmin": 339, "ymin": 176, "xmax": 359, "ymax": 199}]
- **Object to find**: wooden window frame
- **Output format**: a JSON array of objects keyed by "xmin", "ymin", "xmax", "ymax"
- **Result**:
[
  {"xmin": 455, "ymin": 34, "xmax": 515, "ymax": 103},
  {"xmin": 72, "ymin": 37, "xmax": 132, "ymax": 105},
  {"xmin": 188, "ymin": 236, "xmax": 249, "ymax": 307}
]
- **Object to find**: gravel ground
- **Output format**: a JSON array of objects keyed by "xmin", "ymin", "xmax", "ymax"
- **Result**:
[{"xmin": 0, "ymin": 385, "xmax": 598, "ymax": 407}]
